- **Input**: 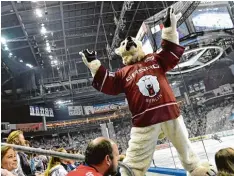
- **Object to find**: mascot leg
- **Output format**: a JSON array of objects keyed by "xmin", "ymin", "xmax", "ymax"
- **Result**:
[
  {"xmin": 120, "ymin": 124, "xmax": 161, "ymax": 176},
  {"xmin": 161, "ymin": 115, "xmax": 217, "ymax": 176}
]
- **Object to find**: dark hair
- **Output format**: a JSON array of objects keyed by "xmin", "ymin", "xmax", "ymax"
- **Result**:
[
  {"xmin": 85, "ymin": 139, "xmax": 113, "ymax": 165},
  {"xmin": 215, "ymin": 147, "xmax": 234, "ymax": 174}
]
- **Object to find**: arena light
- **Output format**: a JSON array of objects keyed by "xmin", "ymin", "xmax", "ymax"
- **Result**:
[
  {"xmin": 55, "ymin": 100, "xmax": 72, "ymax": 105},
  {"xmin": 49, "ymin": 55, "xmax": 53, "ymax": 59},
  {"xmin": 26, "ymin": 63, "xmax": 33, "ymax": 68},
  {"xmin": 46, "ymin": 46, "xmax": 51, "ymax": 52},
  {"xmin": 1, "ymin": 37, "xmax": 6, "ymax": 45},
  {"xmin": 4, "ymin": 46, "xmax": 9, "ymax": 51},
  {"xmin": 56, "ymin": 100, "xmax": 62, "ymax": 104},
  {"xmin": 35, "ymin": 9, "xmax": 42, "ymax": 17},
  {"xmin": 40, "ymin": 26, "xmax": 47, "ymax": 34},
  {"xmin": 9, "ymin": 53, "xmax": 13, "ymax": 57},
  {"xmin": 19, "ymin": 59, "xmax": 23, "ymax": 62}
]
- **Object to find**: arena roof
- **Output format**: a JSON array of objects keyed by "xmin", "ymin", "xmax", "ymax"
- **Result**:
[{"xmin": 1, "ymin": 1, "xmax": 176, "ymax": 107}]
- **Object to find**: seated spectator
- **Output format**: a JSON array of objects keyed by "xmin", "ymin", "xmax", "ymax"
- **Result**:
[
  {"xmin": 7, "ymin": 130, "xmax": 33, "ymax": 176},
  {"xmin": 44, "ymin": 148, "xmax": 68, "ymax": 176},
  {"xmin": 67, "ymin": 137, "xmax": 119, "ymax": 176},
  {"xmin": 1, "ymin": 146, "xmax": 24, "ymax": 176},
  {"xmin": 215, "ymin": 147, "xmax": 234, "ymax": 176}
]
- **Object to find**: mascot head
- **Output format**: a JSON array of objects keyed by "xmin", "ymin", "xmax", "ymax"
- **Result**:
[{"xmin": 115, "ymin": 36, "xmax": 145, "ymax": 65}]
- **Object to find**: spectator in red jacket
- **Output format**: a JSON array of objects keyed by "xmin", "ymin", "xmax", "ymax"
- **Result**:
[{"xmin": 67, "ymin": 137, "xmax": 119, "ymax": 176}]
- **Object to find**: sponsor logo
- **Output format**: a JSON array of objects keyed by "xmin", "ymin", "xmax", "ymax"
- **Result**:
[
  {"xmin": 167, "ymin": 46, "xmax": 224, "ymax": 75},
  {"xmin": 126, "ymin": 64, "xmax": 159, "ymax": 82}
]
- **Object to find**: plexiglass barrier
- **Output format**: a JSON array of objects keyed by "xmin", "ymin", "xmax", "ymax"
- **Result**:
[{"xmin": 142, "ymin": 1, "xmax": 234, "ymax": 170}]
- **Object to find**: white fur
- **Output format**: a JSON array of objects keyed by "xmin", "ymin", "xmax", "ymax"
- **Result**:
[
  {"xmin": 115, "ymin": 37, "xmax": 145, "ymax": 65},
  {"xmin": 162, "ymin": 27, "xmax": 179, "ymax": 45},
  {"xmin": 189, "ymin": 162, "xmax": 217, "ymax": 176},
  {"xmin": 82, "ymin": 57, "xmax": 101, "ymax": 77},
  {"xmin": 120, "ymin": 116, "xmax": 202, "ymax": 176}
]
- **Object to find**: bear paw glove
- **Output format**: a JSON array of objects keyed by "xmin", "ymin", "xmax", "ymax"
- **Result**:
[
  {"xmin": 79, "ymin": 49, "xmax": 101, "ymax": 77},
  {"xmin": 162, "ymin": 7, "xmax": 181, "ymax": 45},
  {"xmin": 189, "ymin": 162, "xmax": 217, "ymax": 176}
]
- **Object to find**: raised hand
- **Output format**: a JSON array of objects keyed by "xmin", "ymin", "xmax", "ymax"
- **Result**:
[
  {"xmin": 79, "ymin": 49, "xmax": 101, "ymax": 77},
  {"xmin": 79, "ymin": 49, "xmax": 97, "ymax": 63},
  {"xmin": 163, "ymin": 7, "xmax": 181, "ymax": 32}
]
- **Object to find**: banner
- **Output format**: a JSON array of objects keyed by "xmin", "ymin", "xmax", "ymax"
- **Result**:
[
  {"xmin": 68, "ymin": 106, "xmax": 83, "ymax": 116},
  {"xmin": 83, "ymin": 106, "xmax": 95, "ymax": 115},
  {"xmin": 93, "ymin": 101, "xmax": 127, "ymax": 114},
  {"xmin": 29, "ymin": 106, "xmax": 54, "ymax": 117}
]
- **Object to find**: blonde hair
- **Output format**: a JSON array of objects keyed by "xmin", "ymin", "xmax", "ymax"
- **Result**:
[
  {"xmin": 44, "ymin": 148, "xmax": 66, "ymax": 176},
  {"xmin": 1, "ymin": 146, "xmax": 14, "ymax": 161},
  {"xmin": 7, "ymin": 130, "xmax": 23, "ymax": 145}
]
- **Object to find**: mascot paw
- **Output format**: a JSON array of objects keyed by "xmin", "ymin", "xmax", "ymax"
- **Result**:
[
  {"xmin": 190, "ymin": 162, "xmax": 217, "ymax": 176},
  {"xmin": 161, "ymin": 7, "xmax": 180, "ymax": 44},
  {"xmin": 79, "ymin": 49, "xmax": 101, "ymax": 77}
]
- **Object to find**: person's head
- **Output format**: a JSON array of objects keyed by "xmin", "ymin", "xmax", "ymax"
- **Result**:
[
  {"xmin": 44, "ymin": 148, "xmax": 67, "ymax": 176},
  {"xmin": 1, "ymin": 146, "xmax": 17, "ymax": 171},
  {"xmin": 85, "ymin": 137, "xmax": 119, "ymax": 176},
  {"xmin": 215, "ymin": 147, "xmax": 234, "ymax": 174},
  {"xmin": 7, "ymin": 130, "xmax": 25, "ymax": 146}
]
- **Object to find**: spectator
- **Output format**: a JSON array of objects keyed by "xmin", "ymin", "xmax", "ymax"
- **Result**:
[
  {"xmin": 1, "ymin": 146, "xmax": 24, "ymax": 176},
  {"xmin": 44, "ymin": 148, "xmax": 68, "ymax": 176},
  {"xmin": 215, "ymin": 147, "xmax": 234, "ymax": 176},
  {"xmin": 67, "ymin": 137, "xmax": 119, "ymax": 176},
  {"xmin": 7, "ymin": 130, "xmax": 33, "ymax": 176}
]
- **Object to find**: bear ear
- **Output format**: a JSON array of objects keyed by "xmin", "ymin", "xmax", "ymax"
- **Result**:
[{"xmin": 115, "ymin": 48, "xmax": 121, "ymax": 56}]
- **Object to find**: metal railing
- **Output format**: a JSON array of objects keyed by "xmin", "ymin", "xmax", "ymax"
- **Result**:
[{"xmin": 1, "ymin": 143, "xmax": 135, "ymax": 176}]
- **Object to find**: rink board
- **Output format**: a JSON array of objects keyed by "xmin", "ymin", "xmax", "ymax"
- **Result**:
[{"xmin": 147, "ymin": 167, "xmax": 186, "ymax": 176}]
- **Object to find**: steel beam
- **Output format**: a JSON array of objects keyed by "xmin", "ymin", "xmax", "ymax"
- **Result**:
[
  {"xmin": 60, "ymin": 2, "xmax": 69, "ymax": 80},
  {"xmin": 11, "ymin": 45, "xmax": 30, "ymax": 51},
  {"xmin": 11, "ymin": 1, "xmax": 39, "ymax": 66},
  {"xmin": 94, "ymin": 1, "xmax": 104, "ymax": 51},
  {"xmin": 60, "ymin": 2, "xmax": 68, "ymax": 63},
  {"xmin": 27, "ymin": 19, "xmax": 143, "ymax": 39},
  {"xmin": 49, "ymin": 39, "xmax": 112, "ymax": 51},
  {"xmin": 125, "ymin": 1, "xmax": 141, "ymax": 37},
  {"xmin": 1, "ymin": 25, "xmax": 21, "ymax": 30}
]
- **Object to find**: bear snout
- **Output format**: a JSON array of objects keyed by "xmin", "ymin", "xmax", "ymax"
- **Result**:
[{"xmin": 146, "ymin": 84, "xmax": 153, "ymax": 88}]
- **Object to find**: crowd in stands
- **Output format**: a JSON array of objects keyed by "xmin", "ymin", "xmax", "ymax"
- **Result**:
[
  {"xmin": 1, "ymin": 96, "xmax": 234, "ymax": 175},
  {"xmin": 25, "ymin": 97, "xmax": 234, "ymax": 154}
]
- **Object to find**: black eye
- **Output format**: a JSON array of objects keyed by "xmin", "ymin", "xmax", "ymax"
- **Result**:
[{"xmin": 122, "ymin": 42, "xmax": 125, "ymax": 46}]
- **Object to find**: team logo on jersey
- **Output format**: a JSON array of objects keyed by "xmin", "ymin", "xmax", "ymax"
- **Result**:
[{"xmin": 136, "ymin": 75, "xmax": 160, "ymax": 97}]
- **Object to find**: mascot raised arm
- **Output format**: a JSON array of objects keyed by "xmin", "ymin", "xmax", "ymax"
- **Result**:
[{"xmin": 80, "ymin": 8, "xmax": 216, "ymax": 176}]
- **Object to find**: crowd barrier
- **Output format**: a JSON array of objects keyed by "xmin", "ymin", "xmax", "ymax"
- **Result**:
[
  {"xmin": 148, "ymin": 167, "xmax": 186, "ymax": 176},
  {"xmin": 1, "ymin": 143, "xmax": 135, "ymax": 176}
]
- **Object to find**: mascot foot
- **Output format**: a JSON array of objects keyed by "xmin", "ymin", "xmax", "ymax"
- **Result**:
[{"xmin": 189, "ymin": 162, "xmax": 217, "ymax": 176}]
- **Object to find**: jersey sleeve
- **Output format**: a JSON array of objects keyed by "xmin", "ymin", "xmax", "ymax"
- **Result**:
[
  {"xmin": 92, "ymin": 65, "xmax": 124, "ymax": 95},
  {"xmin": 155, "ymin": 39, "xmax": 185, "ymax": 72}
]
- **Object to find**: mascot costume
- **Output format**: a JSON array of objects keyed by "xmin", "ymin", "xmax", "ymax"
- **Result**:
[{"xmin": 80, "ymin": 8, "xmax": 216, "ymax": 176}]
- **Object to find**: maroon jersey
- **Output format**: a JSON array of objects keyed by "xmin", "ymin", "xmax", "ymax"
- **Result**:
[{"xmin": 93, "ymin": 40, "xmax": 185, "ymax": 127}]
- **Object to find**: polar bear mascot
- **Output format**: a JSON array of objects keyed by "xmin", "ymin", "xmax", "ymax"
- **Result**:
[{"xmin": 80, "ymin": 8, "xmax": 216, "ymax": 176}]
